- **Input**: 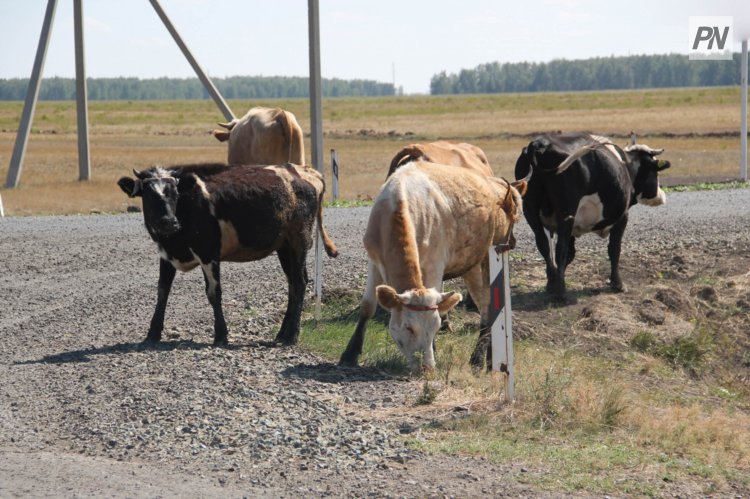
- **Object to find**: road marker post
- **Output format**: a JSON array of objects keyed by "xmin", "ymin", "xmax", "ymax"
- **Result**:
[
  {"xmin": 330, "ymin": 149, "xmax": 340, "ymax": 202},
  {"xmin": 489, "ymin": 243, "xmax": 514, "ymax": 402}
]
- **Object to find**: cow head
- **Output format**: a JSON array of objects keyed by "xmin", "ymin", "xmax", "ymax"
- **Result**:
[
  {"xmin": 118, "ymin": 168, "xmax": 182, "ymax": 237},
  {"xmin": 376, "ymin": 285, "xmax": 461, "ymax": 372},
  {"xmin": 211, "ymin": 120, "xmax": 237, "ymax": 143},
  {"xmin": 624, "ymin": 144, "xmax": 670, "ymax": 207}
]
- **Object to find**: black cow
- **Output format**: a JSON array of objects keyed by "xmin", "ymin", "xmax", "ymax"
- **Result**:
[
  {"xmin": 514, "ymin": 132, "xmax": 670, "ymax": 299},
  {"xmin": 118, "ymin": 163, "xmax": 338, "ymax": 346}
]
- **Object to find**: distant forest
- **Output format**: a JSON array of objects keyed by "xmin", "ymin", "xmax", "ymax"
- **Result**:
[
  {"xmin": 0, "ymin": 76, "xmax": 395, "ymax": 101},
  {"xmin": 430, "ymin": 53, "xmax": 745, "ymax": 94}
]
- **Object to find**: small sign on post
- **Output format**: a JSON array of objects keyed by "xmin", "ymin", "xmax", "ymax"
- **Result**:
[
  {"xmin": 489, "ymin": 244, "xmax": 514, "ymax": 402},
  {"xmin": 330, "ymin": 149, "xmax": 340, "ymax": 202}
]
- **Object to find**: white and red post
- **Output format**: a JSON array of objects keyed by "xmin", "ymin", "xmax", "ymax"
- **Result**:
[{"xmin": 489, "ymin": 245, "xmax": 515, "ymax": 402}]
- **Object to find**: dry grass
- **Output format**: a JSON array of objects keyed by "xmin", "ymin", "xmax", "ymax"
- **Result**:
[{"xmin": 1, "ymin": 86, "xmax": 747, "ymax": 215}]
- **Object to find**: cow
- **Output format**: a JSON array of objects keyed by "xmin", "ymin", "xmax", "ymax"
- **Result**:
[
  {"xmin": 212, "ymin": 107, "xmax": 305, "ymax": 165},
  {"xmin": 118, "ymin": 163, "xmax": 338, "ymax": 346},
  {"xmin": 386, "ymin": 140, "xmax": 493, "ymax": 178},
  {"xmin": 339, "ymin": 161, "xmax": 529, "ymax": 372},
  {"xmin": 514, "ymin": 132, "xmax": 670, "ymax": 300}
]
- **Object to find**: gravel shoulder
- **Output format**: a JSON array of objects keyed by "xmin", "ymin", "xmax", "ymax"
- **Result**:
[{"xmin": 1, "ymin": 189, "xmax": 749, "ymax": 497}]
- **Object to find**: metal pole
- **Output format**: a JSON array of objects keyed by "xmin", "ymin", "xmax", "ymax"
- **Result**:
[
  {"xmin": 308, "ymin": 0, "xmax": 324, "ymax": 319},
  {"xmin": 148, "ymin": 0, "xmax": 235, "ymax": 121},
  {"xmin": 741, "ymin": 39, "xmax": 748, "ymax": 181},
  {"xmin": 5, "ymin": 0, "xmax": 59, "ymax": 188},
  {"xmin": 74, "ymin": 0, "xmax": 91, "ymax": 181},
  {"xmin": 330, "ymin": 149, "xmax": 339, "ymax": 202},
  {"xmin": 0, "ymin": 194, "xmax": 5, "ymax": 217}
]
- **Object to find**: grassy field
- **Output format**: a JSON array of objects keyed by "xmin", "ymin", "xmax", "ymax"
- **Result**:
[
  {"xmin": 298, "ymin": 274, "xmax": 750, "ymax": 495},
  {"xmin": 0, "ymin": 86, "xmax": 747, "ymax": 215}
]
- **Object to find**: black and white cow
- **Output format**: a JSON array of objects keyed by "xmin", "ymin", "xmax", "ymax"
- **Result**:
[
  {"xmin": 514, "ymin": 132, "xmax": 670, "ymax": 299},
  {"xmin": 118, "ymin": 163, "xmax": 338, "ymax": 346}
]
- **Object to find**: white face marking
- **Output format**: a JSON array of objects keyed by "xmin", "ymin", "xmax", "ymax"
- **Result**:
[{"xmin": 637, "ymin": 187, "xmax": 667, "ymax": 207}]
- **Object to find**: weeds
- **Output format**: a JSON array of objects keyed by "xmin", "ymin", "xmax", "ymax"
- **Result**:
[{"xmin": 631, "ymin": 328, "xmax": 713, "ymax": 369}]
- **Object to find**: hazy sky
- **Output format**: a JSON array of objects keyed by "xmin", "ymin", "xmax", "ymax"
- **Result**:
[{"xmin": 1, "ymin": 0, "xmax": 749, "ymax": 94}]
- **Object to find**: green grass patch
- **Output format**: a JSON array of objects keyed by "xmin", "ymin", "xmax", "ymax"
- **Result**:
[
  {"xmin": 298, "ymin": 290, "xmax": 409, "ymax": 373},
  {"xmin": 664, "ymin": 180, "xmax": 750, "ymax": 193},
  {"xmin": 324, "ymin": 198, "xmax": 373, "ymax": 208}
]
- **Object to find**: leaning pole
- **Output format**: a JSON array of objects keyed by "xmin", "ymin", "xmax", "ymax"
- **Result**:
[
  {"xmin": 5, "ymin": 0, "xmax": 58, "ymax": 188},
  {"xmin": 5, "ymin": 0, "xmax": 235, "ymax": 190}
]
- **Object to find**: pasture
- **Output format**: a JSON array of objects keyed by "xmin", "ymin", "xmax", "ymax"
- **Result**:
[
  {"xmin": 1, "ymin": 88, "xmax": 749, "ymax": 496},
  {"xmin": 0, "ymin": 86, "xmax": 747, "ymax": 215}
]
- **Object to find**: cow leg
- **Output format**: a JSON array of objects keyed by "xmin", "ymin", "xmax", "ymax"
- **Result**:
[
  {"xmin": 340, "ymin": 259, "xmax": 382, "ymax": 366},
  {"xmin": 275, "ymin": 244, "xmax": 307, "ymax": 345},
  {"xmin": 464, "ymin": 262, "xmax": 492, "ymax": 370},
  {"xmin": 145, "ymin": 258, "xmax": 177, "ymax": 343},
  {"xmin": 527, "ymin": 210, "xmax": 558, "ymax": 293},
  {"xmin": 551, "ymin": 219, "xmax": 574, "ymax": 300},
  {"xmin": 567, "ymin": 236, "xmax": 576, "ymax": 265},
  {"xmin": 200, "ymin": 261, "xmax": 228, "ymax": 346},
  {"xmin": 607, "ymin": 214, "xmax": 628, "ymax": 292}
]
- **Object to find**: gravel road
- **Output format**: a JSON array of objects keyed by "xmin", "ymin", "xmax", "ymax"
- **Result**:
[{"xmin": 1, "ymin": 188, "xmax": 749, "ymax": 497}]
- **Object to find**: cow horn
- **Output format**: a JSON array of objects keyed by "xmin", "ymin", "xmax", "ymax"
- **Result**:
[
  {"xmin": 132, "ymin": 169, "xmax": 142, "ymax": 178},
  {"xmin": 518, "ymin": 164, "xmax": 533, "ymax": 183},
  {"xmin": 217, "ymin": 122, "xmax": 233, "ymax": 130}
]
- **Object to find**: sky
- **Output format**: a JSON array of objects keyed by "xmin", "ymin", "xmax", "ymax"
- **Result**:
[{"xmin": 1, "ymin": 0, "xmax": 749, "ymax": 95}]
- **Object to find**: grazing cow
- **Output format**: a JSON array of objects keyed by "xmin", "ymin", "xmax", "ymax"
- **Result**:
[
  {"xmin": 118, "ymin": 163, "xmax": 338, "ymax": 346},
  {"xmin": 514, "ymin": 132, "xmax": 670, "ymax": 299},
  {"xmin": 212, "ymin": 107, "xmax": 305, "ymax": 165},
  {"xmin": 387, "ymin": 140, "xmax": 493, "ymax": 178},
  {"xmin": 339, "ymin": 161, "xmax": 529, "ymax": 371}
]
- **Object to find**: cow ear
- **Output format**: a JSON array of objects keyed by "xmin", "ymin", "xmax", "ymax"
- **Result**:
[
  {"xmin": 510, "ymin": 179, "xmax": 529, "ymax": 197},
  {"xmin": 118, "ymin": 177, "xmax": 141, "ymax": 198},
  {"xmin": 656, "ymin": 159, "xmax": 671, "ymax": 171},
  {"xmin": 376, "ymin": 285, "xmax": 403, "ymax": 311},
  {"xmin": 437, "ymin": 292, "xmax": 461, "ymax": 314},
  {"xmin": 212, "ymin": 130, "xmax": 230, "ymax": 142}
]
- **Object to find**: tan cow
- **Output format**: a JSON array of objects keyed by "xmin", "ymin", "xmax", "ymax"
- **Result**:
[
  {"xmin": 387, "ymin": 140, "xmax": 493, "ymax": 177},
  {"xmin": 339, "ymin": 161, "xmax": 529, "ymax": 371},
  {"xmin": 212, "ymin": 107, "xmax": 305, "ymax": 165}
]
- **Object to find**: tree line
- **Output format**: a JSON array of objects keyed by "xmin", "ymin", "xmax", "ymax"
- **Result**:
[
  {"xmin": 0, "ymin": 75, "xmax": 395, "ymax": 101},
  {"xmin": 430, "ymin": 53, "xmax": 744, "ymax": 94}
]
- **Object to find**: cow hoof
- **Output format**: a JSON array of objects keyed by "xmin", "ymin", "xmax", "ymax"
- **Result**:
[
  {"xmin": 611, "ymin": 284, "xmax": 627, "ymax": 293},
  {"xmin": 142, "ymin": 336, "xmax": 161, "ymax": 345},
  {"xmin": 274, "ymin": 336, "xmax": 296, "ymax": 347},
  {"xmin": 549, "ymin": 293, "xmax": 567, "ymax": 304},
  {"xmin": 213, "ymin": 337, "xmax": 228, "ymax": 347},
  {"xmin": 338, "ymin": 356, "xmax": 359, "ymax": 367}
]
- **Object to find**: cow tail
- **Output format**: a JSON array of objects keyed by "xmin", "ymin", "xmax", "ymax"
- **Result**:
[
  {"xmin": 386, "ymin": 145, "xmax": 427, "ymax": 178},
  {"xmin": 313, "ymin": 181, "xmax": 338, "ymax": 257}
]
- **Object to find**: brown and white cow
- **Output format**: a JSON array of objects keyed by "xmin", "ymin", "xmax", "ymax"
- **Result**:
[
  {"xmin": 387, "ymin": 140, "xmax": 493, "ymax": 178},
  {"xmin": 118, "ymin": 163, "xmax": 337, "ymax": 346},
  {"xmin": 212, "ymin": 107, "xmax": 305, "ymax": 165},
  {"xmin": 339, "ymin": 161, "xmax": 529, "ymax": 371}
]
